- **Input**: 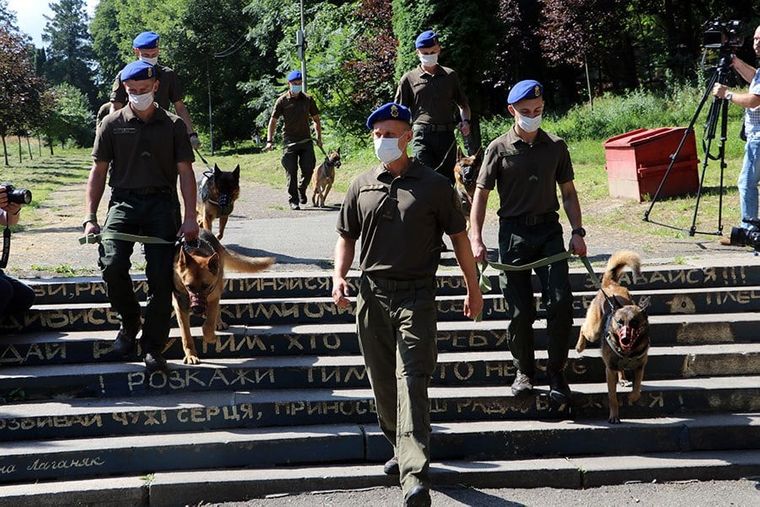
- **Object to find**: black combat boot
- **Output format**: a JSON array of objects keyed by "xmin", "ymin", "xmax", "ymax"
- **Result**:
[{"xmin": 511, "ymin": 371, "xmax": 534, "ymax": 396}]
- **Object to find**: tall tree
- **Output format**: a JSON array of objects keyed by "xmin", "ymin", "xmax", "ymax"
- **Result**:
[
  {"xmin": 0, "ymin": 27, "xmax": 44, "ymax": 165},
  {"xmin": 90, "ymin": 0, "xmax": 124, "ymax": 98},
  {"xmin": 41, "ymin": 0, "xmax": 97, "ymax": 107},
  {"xmin": 0, "ymin": 0, "xmax": 18, "ymax": 32}
]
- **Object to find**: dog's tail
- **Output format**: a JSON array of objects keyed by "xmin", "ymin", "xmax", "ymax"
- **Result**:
[
  {"xmin": 221, "ymin": 249, "xmax": 275, "ymax": 273},
  {"xmin": 601, "ymin": 250, "xmax": 641, "ymax": 288}
]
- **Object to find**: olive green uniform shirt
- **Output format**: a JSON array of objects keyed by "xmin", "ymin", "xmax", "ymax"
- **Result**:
[
  {"xmin": 110, "ymin": 65, "xmax": 183, "ymax": 110},
  {"xmin": 394, "ymin": 65, "xmax": 469, "ymax": 126},
  {"xmin": 477, "ymin": 127, "xmax": 574, "ymax": 218},
  {"xmin": 272, "ymin": 92, "xmax": 319, "ymax": 144},
  {"xmin": 92, "ymin": 106, "xmax": 194, "ymax": 190},
  {"xmin": 337, "ymin": 159, "xmax": 466, "ymax": 280}
]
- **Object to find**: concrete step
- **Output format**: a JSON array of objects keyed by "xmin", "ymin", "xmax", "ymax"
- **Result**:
[
  {"xmin": 0, "ymin": 441, "xmax": 759, "ymax": 501},
  {"xmin": 0, "ymin": 376, "xmax": 758, "ymax": 441},
  {"xmin": 146, "ymin": 449, "xmax": 760, "ymax": 505},
  {"xmin": 6, "ymin": 286, "xmax": 760, "ymax": 333},
  {"xmin": 1, "ymin": 313, "xmax": 757, "ymax": 366},
  {"xmin": 26, "ymin": 264, "xmax": 760, "ymax": 305},
  {"xmin": 2, "ymin": 344, "xmax": 759, "ymax": 403},
  {"xmin": 0, "ymin": 424, "xmax": 364, "ymax": 484},
  {"xmin": 0, "ymin": 414, "xmax": 757, "ymax": 486}
]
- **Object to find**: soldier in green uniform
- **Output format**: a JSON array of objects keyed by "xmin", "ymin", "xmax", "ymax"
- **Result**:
[
  {"xmin": 395, "ymin": 30, "xmax": 471, "ymax": 184},
  {"xmin": 469, "ymin": 80, "xmax": 587, "ymax": 404},
  {"xmin": 265, "ymin": 70, "xmax": 323, "ymax": 210},
  {"xmin": 332, "ymin": 102, "xmax": 482, "ymax": 507},
  {"xmin": 84, "ymin": 60, "xmax": 199, "ymax": 372},
  {"xmin": 110, "ymin": 31, "xmax": 200, "ymax": 149}
]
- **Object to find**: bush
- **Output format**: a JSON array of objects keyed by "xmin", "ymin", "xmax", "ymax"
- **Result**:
[{"xmin": 480, "ymin": 82, "xmax": 744, "ymax": 148}]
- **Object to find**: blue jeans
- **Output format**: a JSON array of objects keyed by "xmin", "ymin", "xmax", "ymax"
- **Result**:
[{"xmin": 739, "ymin": 136, "xmax": 760, "ymax": 230}]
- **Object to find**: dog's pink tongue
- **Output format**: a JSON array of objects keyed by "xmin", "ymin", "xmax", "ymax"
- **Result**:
[{"xmin": 619, "ymin": 326, "xmax": 635, "ymax": 350}]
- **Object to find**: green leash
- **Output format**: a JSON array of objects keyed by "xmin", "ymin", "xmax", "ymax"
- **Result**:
[
  {"xmin": 79, "ymin": 232, "xmax": 176, "ymax": 246},
  {"xmin": 476, "ymin": 251, "xmax": 601, "ymax": 293}
]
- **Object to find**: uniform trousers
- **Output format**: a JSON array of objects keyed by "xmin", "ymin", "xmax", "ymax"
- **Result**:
[
  {"xmin": 98, "ymin": 189, "xmax": 180, "ymax": 353},
  {"xmin": 281, "ymin": 141, "xmax": 316, "ymax": 204},
  {"xmin": 498, "ymin": 219, "xmax": 573, "ymax": 376},
  {"xmin": 356, "ymin": 274, "xmax": 438, "ymax": 496},
  {"xmin": 411, "ymin": 127, "xmax": 456, "ymax": 185}
]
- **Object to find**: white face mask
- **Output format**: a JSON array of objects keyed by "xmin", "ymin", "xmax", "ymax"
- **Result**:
[
  {"xmin": 290, "ymin": 84, "xmax": 302, "ymax": 94},
  {"xmin": 517, "ymin": 114, "xmax": 542, "ymax": 133},
  {"xmin": 139, "ymin": 55, "xmax": 158, "ymax": 66},
  {"xmin": 418, "ymin": 52, "xmax": 439, "ymax": 66},
  {"xmin": 374, "ymin": 136, "xmax": 403, "ymax": 164},
  {"xmin": 128, "ymin": 91, "xmax": 154, "ymax": 111}
]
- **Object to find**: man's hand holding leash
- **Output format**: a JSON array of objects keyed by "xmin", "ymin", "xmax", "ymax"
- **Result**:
[
  {"xmin": 179, "ymin": 217, "xmax": 199, "ymax": 242},
  {"xmin": 569, "ymin": 230, "xmax": 587, "ymax": 257}
]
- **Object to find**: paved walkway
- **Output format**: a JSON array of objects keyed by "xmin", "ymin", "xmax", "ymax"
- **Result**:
[{"xmin": 6, "ymin": 165, "xmax": 760, "ymax": 278}]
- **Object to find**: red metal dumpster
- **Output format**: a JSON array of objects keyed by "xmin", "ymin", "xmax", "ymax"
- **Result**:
[{"xmin": 604, "ymin": 127, "xmax": 699, "ymax": 202}]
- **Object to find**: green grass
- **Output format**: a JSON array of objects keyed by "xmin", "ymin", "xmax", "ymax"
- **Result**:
[{"xmin": 1, "ymin": 139, "xmax": 92, "ymax": 229}]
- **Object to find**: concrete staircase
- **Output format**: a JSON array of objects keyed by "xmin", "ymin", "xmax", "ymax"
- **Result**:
[{"xmin": 1, "ymin": 262, "xmax": 759, "ymax": 505}]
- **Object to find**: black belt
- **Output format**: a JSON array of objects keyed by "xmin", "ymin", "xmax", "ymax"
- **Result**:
[
  {"xmin": 112, "ymin": 187, "xmax": 172, "ymax": 196},
  {"xmin": 413, "ymin": 123, "xmax": 454, "ymax": 133},
  {"xmin": 364, "ymin": 274, "xmax": 436, "ymax": 291},
  {"xmin": 500, "ymin": 212, "xmax": 559, "ymax": 226}
]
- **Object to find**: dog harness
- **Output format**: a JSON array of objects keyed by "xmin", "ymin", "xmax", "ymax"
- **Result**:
[{"xmin": 200, "ymin": 171, "xmax": 234, "ymax": 217}]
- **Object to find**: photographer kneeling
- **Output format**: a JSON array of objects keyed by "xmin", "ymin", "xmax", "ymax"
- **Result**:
[
  {"xmin": 713, "ymin": 24, "xmax": 760, "ymax": 242},
  {"xmin": 0, "ymin": 185, "xmax": 35, "ymax": 323}
]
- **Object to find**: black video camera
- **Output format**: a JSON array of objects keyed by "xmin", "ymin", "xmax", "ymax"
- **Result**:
[
  {"xmin": 3, "ymin": 184, "xmax": 32, "ymax": 205},
  {"xmin": 703, "ymin": 19, "xmax": 744, "ymax": 50},
  {"xmin": 728, "ymin": 218, "xmax": 760, "ymax": 250}
]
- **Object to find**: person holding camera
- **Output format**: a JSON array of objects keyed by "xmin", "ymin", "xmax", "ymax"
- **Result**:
[
  {"xmin": 713, "ymin": 25, "xmax": 760, "ymax": 238},
  {"xmin": 85, "ymin": 60, "xmax": 199, "ymax": 372},
  {"xmin": 0, "ymin": 185, "xmax": 35, "ymax": 323}
]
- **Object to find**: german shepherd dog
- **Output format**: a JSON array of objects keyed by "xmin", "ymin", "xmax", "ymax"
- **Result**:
[
  {"xmin": 173, "ymin": 229, "xmax": 274, "ymax": 364},
  {"xmin": 453, "ymin": 147, "xmax": 482, "ymax": 228},
  {"xmin": 198, "ymin": 164, "xmax": 240, "ymax": 240},
  {"xmin": 311, "ymin": 148, "xmax": 342, "ymax": 208},
  {"xmin": 576, "ymin": 250, "xmax": 650, "ymax": 424}
]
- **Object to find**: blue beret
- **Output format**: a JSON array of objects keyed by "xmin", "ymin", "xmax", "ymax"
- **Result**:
[
  {"xmin": 133, "ymin": 31, "xmax": 159, "ymax": 49},
  {"xmin": 366, "ymin": 102, "xmax": 412, "ymax": 130},
  {"xmin": 120, "ymin": 60, "xmax": 157, "ymax": 82},
  {"xmin": 508, "ymin": 79, "xmax": 544, "ymax": 104},
  {"xmin": 415, "ymin": 30, "xmax": 438, "ymax": 49},
  {"xmin": 287, "ymin": 70, "xmax": 302, "ymax": 82}
]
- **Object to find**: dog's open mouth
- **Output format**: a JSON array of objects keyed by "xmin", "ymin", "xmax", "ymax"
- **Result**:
[
  {"xmin": 189, "ymin": 293, "xmax": 207, "ymax": 316},
  {"xmin": 617, "ymin": 325, "xmax": 639, "ymax": 352}
]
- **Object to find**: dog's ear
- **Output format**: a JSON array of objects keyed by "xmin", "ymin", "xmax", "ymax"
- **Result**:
[
  {"xmin": 233, "ymin": 165, "xmax": 240, "ymax": 179},
  {"xmin": 474, "ymin": 147, "xmax": 483, "ymax": 161},
  {"xmin": 207, "ymin": 252, "xmax": 220, "ymax": 275},
  {"xmin": 337, "ymin": 147, "xmax": 341, "ymax": 155},
  {"xmin": 214, "ymin": 165, "xmax": 221, "ymax": 178}
]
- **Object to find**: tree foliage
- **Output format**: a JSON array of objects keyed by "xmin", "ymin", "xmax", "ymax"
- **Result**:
[
  {"xmin": 41, "ymin": 0, "xmax": 98, "ymax": 107},
  {"xmin": 40, "ymin": 83, "xmax": 94, "ymax": 148},
  {"xmin": 0, "ymin": 26, "xmax": 44, "ymax": 163}
]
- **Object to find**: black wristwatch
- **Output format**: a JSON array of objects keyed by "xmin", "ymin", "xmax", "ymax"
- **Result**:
[{"xmin": 572, "ymin": 227, "xmax": 586, "ymax": 238}]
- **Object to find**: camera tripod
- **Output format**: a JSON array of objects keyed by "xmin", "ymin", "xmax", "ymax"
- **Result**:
[{"xmin": 643, "ymin": 54, "xmax": 732, "ymax": 236}]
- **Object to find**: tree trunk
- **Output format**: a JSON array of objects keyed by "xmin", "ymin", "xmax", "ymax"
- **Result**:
[
  {"xmin": 48, "ymin": 136, "xmax": 54, "ymax": 156},
  {"xmin": 2, "ymin": 135, "xmax": 8, "ymax": 166},
  {"xmin": 18, "ymin": 135, "xmax": 22, "ymax": 163},
  {"xmin": 26, "ymin": 137, "xmax": 33, "ymax": 160},
  {"xmin": 38, "ymin": 134, "xmax": 42, "ymax": 156}
]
